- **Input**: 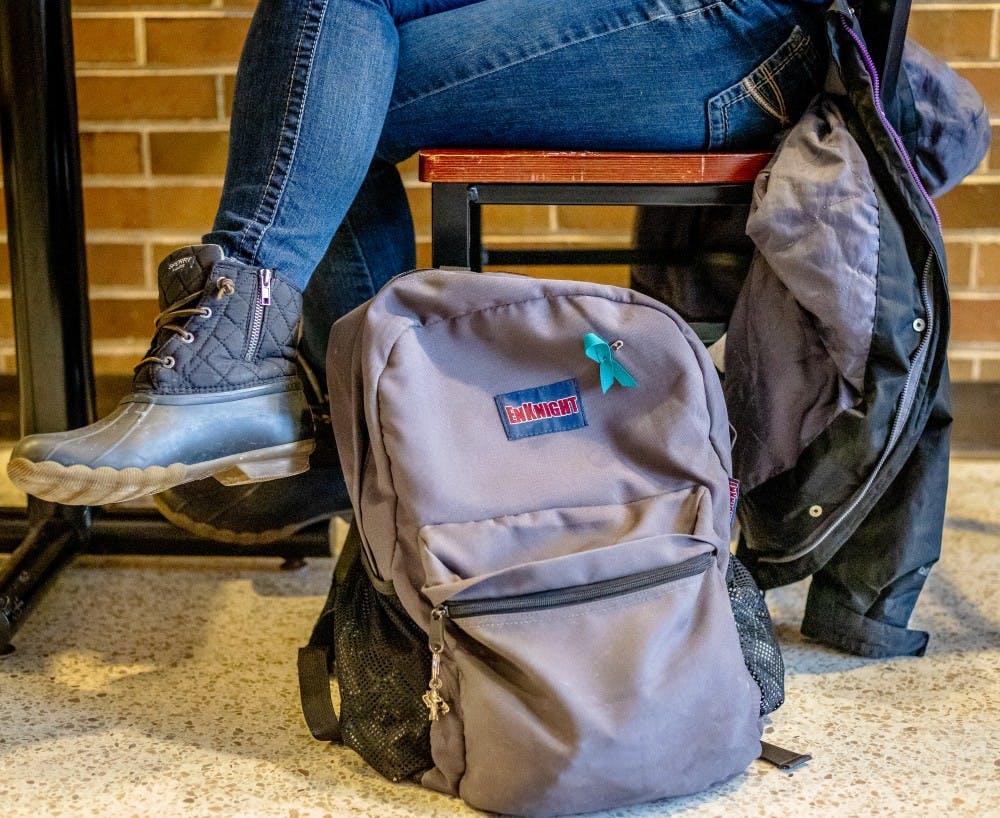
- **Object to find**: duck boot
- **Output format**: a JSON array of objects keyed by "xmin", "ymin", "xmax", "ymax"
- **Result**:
[
  {"xmin": 6, "ymin": 244, "xmax": 314, "ymax": 506},
  {"xmin": 152, "ymin": 355, "xmax": 352, "ymax": 545}
]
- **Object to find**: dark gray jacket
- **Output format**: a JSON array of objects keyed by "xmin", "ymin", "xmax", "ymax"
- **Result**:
[{"xmin": 726, "ymin": 4, "xmax": 989, "ymax": 657}]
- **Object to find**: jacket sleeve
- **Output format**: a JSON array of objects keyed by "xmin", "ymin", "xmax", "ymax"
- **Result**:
[{"xmin": 800, "ymin": 370, "xmax": 952, "ymax": 658}]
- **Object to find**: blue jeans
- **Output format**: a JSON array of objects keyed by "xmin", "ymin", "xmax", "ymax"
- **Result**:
[{"xmin": 204, "ymin": 0, "xmax": 826, "ymax": 372}]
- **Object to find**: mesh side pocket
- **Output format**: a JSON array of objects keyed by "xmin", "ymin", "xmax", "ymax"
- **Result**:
[
  {"xmin": 727, "ymin": 555, "xmax": 785, "ymax": 716},
  {"xmin": 333, "ymin": 550, "xmax": 433, "ymax": 782}
]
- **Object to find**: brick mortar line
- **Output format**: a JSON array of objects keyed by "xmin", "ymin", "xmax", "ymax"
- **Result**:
[
  {"xmin": 215, "ymin": 74, "xmax": 228, "ymax": 122},
  {"xmin": 142, "ymin": 242, "xmax": 155, "ymax": 291},
  {"xmin": 935, "ymin": 59, "xmax": 1000, "ymax": 68},
  {"xmin": 138, "ymin": 130, "xmax": 153, "ymax": 179},
  {"xmin": 943, "ymin": 229, "xmax": 1000, "ymax": 239},
  {"xmin": 84, "ymin": 288, "xmax": 159, "ymax": 299},
  {"xmin": 475, "ymin": 232, "xmax": 635, "ymax": 244},
  {"xmin": 76, "ymin": 67, "xmax": 237, "ymax": 77},
  {"xmin": 911, "ymin": 3, "xmax": 1000, "ymax": 9},
  {"xmin": 945, "ymin": 174, "xmax": 1000, "ymax": 183},
  {"xmin": 31, "ymin": 231, "xmax": 204, "ymax": 243},
  {"xmin": 134, "ymin": 14, "xmax": 147, "ymax": 66},
  {"xmin": 82, "ymin": 176, "xmax": 225, "ymax": 187},
  {"xmin": 11, "ymin": 229, "xmax": 993, "ymax": 248},
  {"xmin": 951, "ymin": 286, "xmax": 1000, "ymax": 295},
  {"xmin": 951, "ymin": 290, "xmax": 1000, "ymax": 299},
  {"xmin": 0, "ymin": 225, "xmax": 994, "ymax": 245},
  {"xmin": 79, "ymin": 121, "xmax": 231, "ymax": 132},
  {"xmin": 993, "ymin": 9, "xmax": 1000, "ymax": 60},
  {"xmin": 71, "ymin": 10, "xmax": 252, "ymax": 20},
  {"xmin": 949, "ymin": 341, "xmax": 1000, "ymax": 352}
]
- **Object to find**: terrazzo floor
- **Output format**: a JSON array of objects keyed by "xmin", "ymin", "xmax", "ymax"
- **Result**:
[{"xmin": 0, "ymin": 459, "xmax": 997, "ymax": 818}]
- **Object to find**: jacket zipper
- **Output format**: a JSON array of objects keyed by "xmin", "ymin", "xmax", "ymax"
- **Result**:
[
  {"xmin": 421, "ymin": 552, "xmax": 714, "ymax": 720},
  {"xmin": 763, "ymin": 255, "xmax": 933, "ymax": 565},
  {"xmin": 758, "ymin": 15, "xmax": 942, "ymax": 567},
  {"xmin": 244, "ymin": 268, "xmax": 273, "ymax": 361},
  {"xmin": 838, "ymin": 13, "xmax": 941, "ymax": 231}
]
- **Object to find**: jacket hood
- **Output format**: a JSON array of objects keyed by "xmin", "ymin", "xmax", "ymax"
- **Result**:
[{"xmin": 903, "ymin": 38, "xmax": 990, "ymax": 197}]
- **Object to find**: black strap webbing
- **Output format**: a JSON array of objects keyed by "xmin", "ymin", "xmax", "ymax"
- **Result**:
[
  {"xmin": 297, "ymin": 519, "xmax": 364, "ymax": 744},
  {"xmin": 759, "ymin": 740, "xmax": 812, "ymax": 771},
  {"xmin": 297, "ymin": 645, "xmax": 341, "ymax": 742}
]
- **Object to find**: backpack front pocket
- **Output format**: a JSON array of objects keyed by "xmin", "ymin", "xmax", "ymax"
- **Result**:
[{"xmin": 418, "ymin": 515, "xmax": 761, "ymax": 816}]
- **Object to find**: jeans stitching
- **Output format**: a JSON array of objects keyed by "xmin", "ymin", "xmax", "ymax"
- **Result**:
[
  {"xmin": 389, "ymin": 0, "xmax": 729, "ymax": 113},
  {"xmin": 728, "ymin": 32, "xmax": 811, "ymax": 113},
  {"xmin": 238, "ymin": 0, "xmax": 330, "ymax": 264},
  {"xmin": 744, "ymin": 67, "xmax": 785, "ymax": 125},
  {"xmin": 343, "ymin": 212, "xmax": 377, "ymax": 305},
  {"xmin": 716, "ymin": 30, "xmax": 813, "ymax": 144}
]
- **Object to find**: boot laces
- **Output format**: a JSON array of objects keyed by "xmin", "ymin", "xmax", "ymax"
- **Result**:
[{"xmin": 137, "ymin": 277, "xmax": 236, "ymax": 370}]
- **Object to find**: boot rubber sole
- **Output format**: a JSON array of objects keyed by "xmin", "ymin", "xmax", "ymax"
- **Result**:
[
  {"xmin": 6, "ymin": 439, "xmax": 314, "ymax": 506},
  {"xmin": 153, "ymin": 497, "xmax": 349, "ymax": 546}
]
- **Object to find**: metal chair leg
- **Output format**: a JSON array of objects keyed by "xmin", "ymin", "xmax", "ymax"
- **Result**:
[
  {"xmin": 0, "ymin": 0, "xmax": 95, "ymax": 651},
  {"xmin": 431, "ymin": 183, "xmax": 479, "ymax": 269}
]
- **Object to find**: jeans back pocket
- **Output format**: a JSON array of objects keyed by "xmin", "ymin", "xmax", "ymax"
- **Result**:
[{"xmin": 707, "ymin": 25, "xmax": 824, "ymax": 150}]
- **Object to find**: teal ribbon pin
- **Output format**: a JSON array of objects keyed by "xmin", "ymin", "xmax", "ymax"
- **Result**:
[{"xmin": 583, "ymin": 333, "xmax": 638, "ymax": 394}]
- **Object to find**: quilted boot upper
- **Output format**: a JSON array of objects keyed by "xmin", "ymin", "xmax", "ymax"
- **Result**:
[
  {"xmin": 134, "ymin": 244, "xmax": 303, "ymax": 395},
  {"xmin": 5, "ymin": 243, "xmax": 314, "ymax": 506}
]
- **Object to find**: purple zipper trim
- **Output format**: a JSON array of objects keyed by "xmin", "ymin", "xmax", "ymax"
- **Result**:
[{"xmin": 839, "ymin": 14, "xmax": 942, "ymax": 231}]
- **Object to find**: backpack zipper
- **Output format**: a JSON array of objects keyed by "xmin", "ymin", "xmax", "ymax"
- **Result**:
[
  {"xmin": 436, "ymin": 552, "xmax": 714, "ymax": 622},
  {"xmin": 244, "ymin": 267, "xmax": 273, "ymax": 361},
  {"xmin": 422, "ymin": 552, "xmax": 714, "ymax": 720}
]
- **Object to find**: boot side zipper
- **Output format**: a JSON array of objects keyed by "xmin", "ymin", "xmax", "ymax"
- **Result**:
[
  {"xmin": 244, "ymin": 268, "xmax": 273, "ymax": 361},
  {"xmin": 421, "ymin": 552, "xmax": 714, "ymax": 722}
]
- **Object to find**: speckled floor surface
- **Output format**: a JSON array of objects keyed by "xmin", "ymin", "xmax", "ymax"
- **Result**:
[{"xmin": 0, "ymin": 460, "xmax": 997, "ymax": 818}]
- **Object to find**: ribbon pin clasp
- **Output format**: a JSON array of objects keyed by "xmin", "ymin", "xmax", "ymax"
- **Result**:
[{"xmin": 583, "ymin": 332, "xmax": 638, "ymax": 394}]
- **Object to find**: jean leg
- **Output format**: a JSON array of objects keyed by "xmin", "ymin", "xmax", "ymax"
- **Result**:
[
  {"xmin": 220, "ymin": 0, "xmax": 823, "ymax": 340},
  {"xmin": 205, "ymin": 0, "xmax": 489, "ymax": 290},
  {"xmin": 298, "ymin": 159, "xmax": 416, "ymax": 386},
  {"xmin": 376, "ymin": 0, "xmax": 825, "ymax": 161},
  {"xmin": 204, "ymin": 0, "xmax": 401, "ymax": 289}
]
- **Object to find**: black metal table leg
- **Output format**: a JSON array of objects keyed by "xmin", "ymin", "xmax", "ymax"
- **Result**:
[
  {"xmin": 0, "ymin": 0, "xmax": 96, "ymax": 651},
  {"xmin": 431, "ymin": 183, "xmax": 478, "ymax": 269}
]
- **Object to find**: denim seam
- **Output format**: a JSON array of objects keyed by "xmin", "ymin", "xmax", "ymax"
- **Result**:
[
  {"xmin": 343, "ymin": 211, "xmax": 377, "ymax": 306},
  {"xmin": 715, "ymin": 28, "xmax": 812, "ymax": 144},
  {"xmin": 728, "ymin": 32, "xmax": 811, "ymax": 116},
  {"xmin": 238, "ymin": 0, "xmax": 330, "ymax": 265},
  {"xmin": 389, "ymin": 0, "xmax": 730, "ymax": 113}
]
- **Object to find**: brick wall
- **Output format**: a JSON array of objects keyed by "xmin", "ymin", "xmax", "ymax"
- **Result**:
[{"xmin": 0, "ymin": 0, "xmax": 997, "ymax": 379}]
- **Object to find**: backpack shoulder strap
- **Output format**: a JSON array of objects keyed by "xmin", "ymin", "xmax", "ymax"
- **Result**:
[{"xmin": 297, "ymin": 519, "xmax": 363, "ymax": 743}]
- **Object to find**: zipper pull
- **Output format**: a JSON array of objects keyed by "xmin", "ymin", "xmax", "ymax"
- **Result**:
[
  {"xmin": 422, "ymin": 606, "xmax": 450, "ymax": 722},
  {"xmin": 258, "ymin": 268, "xmax": 273, "ymax": 306}
]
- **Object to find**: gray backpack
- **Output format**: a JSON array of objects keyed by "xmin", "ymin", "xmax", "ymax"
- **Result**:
[{"xmin": 299, "ymin": 269, "xmax": 789, "ymax": 816}]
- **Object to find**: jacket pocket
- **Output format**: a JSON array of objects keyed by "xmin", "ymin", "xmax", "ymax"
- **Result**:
[
  {"xmin": 417, "ymin": 492, "xmax": 761, "ymax": 816},
  {"xmin": 707, "ymin": 25, "xmax": 824, "ymax": 150}
]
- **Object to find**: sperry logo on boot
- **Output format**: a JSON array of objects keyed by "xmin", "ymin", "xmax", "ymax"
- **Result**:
[{"xmin": 494, "ymin": 379, "xmax": 587, "ymax": 441}]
